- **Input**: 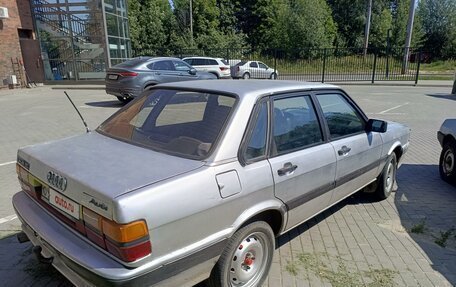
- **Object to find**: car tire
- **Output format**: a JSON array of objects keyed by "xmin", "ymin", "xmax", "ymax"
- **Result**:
[
  {"xmin": 439, "ymin": 141, "xmax": 456, "ymax": 184},
  {"xmin": 375, "ymin": 153, "xmax": 397, "ymax": 200},
  {"xmin": 243, "ymin": 73, "xmax": 250, "ymax": 80},
  {"xmin": 116, "ymin": 96, "xmax": 131, "ymax": 104},
  {"xmin": 211, "ymin": 72, "xmax": 220, "ymax": 79},
  {"xmin": 208, "ymin": 221, "xmax": 274, "ymax": 287},
  {"xmin": 270, "ymin": 73, "xmax": 277, "ymax": 80}
]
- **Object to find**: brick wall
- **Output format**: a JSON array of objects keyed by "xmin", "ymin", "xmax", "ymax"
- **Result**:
[{"xmin": 0, "ymin": 0, "xmax": 35, "ymax": 88}]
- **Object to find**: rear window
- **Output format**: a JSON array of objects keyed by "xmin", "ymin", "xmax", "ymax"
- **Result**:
[
  {"xmin": 115, "ymin": 58, "xmax": 148, "ymax": 68},
  {"xmin": 221, "ymin": 59, "xmax": 229, "ymax": 65},
  {"xmin": 236, "ymin": 61, "xmax": 247, "ymax": 67},
  {"xmin": 98, "ymin": 89, "xmax": 236, "ymax": 159}
]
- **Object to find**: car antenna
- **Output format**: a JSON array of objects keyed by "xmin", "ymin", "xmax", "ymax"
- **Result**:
[{"xmin": 64, "ymin": 91, "xmax": 90, "ymax": 133}]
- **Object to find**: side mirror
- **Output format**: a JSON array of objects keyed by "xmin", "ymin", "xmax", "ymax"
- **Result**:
[
  {"xmin": 366, "ymin": 119, "xmax": 387, "ymax": 133},
  {"xmin": 189, "ymin": 68, "xmax": 197, "ymax": 75}
]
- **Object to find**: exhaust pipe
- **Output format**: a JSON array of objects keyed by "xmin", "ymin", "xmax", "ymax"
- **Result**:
[
  {"xmin": 16, "ymin": 231, "xmax": 30, "ymax": 243},
  {"xmin": 32, "ymin": 246, "xmax": 53, "ymax": 264}
]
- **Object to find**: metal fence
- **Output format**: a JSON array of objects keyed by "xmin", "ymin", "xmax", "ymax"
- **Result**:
[{"xmin": 133, "ymin": 47, "xmax": 423, "ymax": 84}]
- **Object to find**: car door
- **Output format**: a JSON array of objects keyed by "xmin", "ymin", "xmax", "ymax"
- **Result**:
[
  {"xmin": 314, "ymin": 92, "xmax": 383, "ymax": 204},
  {"xmin": 267, "ymin": 94, "xmax": 337, "ymax": 230},
  {"xmin": 249, "ymin": 61, "xmax": 259, "ymax": 78},
  {"xmin": 258, "ymin": 62, "xmax": 269, "ymax": 78},
  {"xmin": 172, "ymin": 59, "xmax": 198, "ymax": 81},
  {"xmin": 148, "ymin": 60, "xmax": 179, "ymax": 83}
]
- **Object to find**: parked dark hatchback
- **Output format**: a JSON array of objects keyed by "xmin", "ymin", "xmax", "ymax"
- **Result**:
[{"xmin": 105, "ymin": 57, "xmax": 217, "ymax": 103}]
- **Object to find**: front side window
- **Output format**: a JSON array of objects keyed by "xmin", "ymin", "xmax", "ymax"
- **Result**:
[
  {"xmin": 98, "ymin": 89, "xmax": 236, "ymax": 159},
  {"xmin": 244, "ymin": 101, "xmax": 268, "ymax": 160},
  {"xmin": 258, "ymin": 62, "xmax": 267, "ymax": 69},
  {"xmin": 273, "ymin": 96, "xmax": 323, "ymax": 154},
  {"xmin": 174, "ymin": 60, "xmax": 192, "ymax": 71},
  {"xmin": 316, "ymin": 93, "xmax": 364, "ymax": 139}
]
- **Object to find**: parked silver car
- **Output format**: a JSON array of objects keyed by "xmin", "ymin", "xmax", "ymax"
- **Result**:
[
  {"xmin": 13, "ymin": 80, "xmax": 410, "ymax": 287},
  {"xmin": 231, "ymin": 60, "xmax": 278, "ymax": 79},
  {"xmin": 182, "ymin": 56, "xmax": 231, "ymax": 79},
  {"xmin": 105, "ymin": 56, "xmax": 216, "ymax": 103},
  {"xmin": 438, "ymin": 119, "xmax": 456, "ymax": 184}
]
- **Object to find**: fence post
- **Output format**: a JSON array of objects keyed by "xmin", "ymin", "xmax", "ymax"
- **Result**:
[
  {"xmin": 322, "ymin": 48, "xmax": 326, "ymax": 83},
  {"xmin": 226, "ymin": 48, "xmax": 230, "ymax": 62},
  {"xmin": 415, "ymin": 50, "xmax": 421, "ymax": 86},
  {"xmin": 372, "ymin": 51, "xmax": 377, "ymax": 84},
  {"xmin": 274, "ymin": 49, "xmax": 277, "ymax": 76},
  {"xmin": 452, "ymin": 71, "xmax": 456, "ymax": 95}
]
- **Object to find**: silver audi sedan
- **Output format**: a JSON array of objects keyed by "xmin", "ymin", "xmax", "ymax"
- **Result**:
[{"xmin": 13, "ymin": 80, "xmax": 410, "ymax": 287}]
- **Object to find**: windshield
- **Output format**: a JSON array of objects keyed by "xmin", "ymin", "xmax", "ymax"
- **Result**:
[{"xmin": 98, "ymin": 89, "xmax": 236, "ymax": 159}]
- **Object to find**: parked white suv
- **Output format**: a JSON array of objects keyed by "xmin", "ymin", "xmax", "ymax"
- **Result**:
[{"xmin": 182, "ymin": 57, "xmax": 231, "ymax": 79}]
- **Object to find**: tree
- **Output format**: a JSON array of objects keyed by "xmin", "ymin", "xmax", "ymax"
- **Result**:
[
  {"xmin": 417, "ymin": 0, "xmax": 456, "ymax": 59},
  {"xmin": 128, "ymin": 0, "xmax": 178, "ymax": 55},
  {"xmin": 279, "ymin": 0, "xmax": 337, "ymax": 51},
  {"xmin": 327, "ymin": 0, "xmax": 366, "ymax": 47}
]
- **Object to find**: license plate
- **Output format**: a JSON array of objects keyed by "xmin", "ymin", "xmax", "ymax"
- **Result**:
[
  {"xmin": 108, "ymin": 74, "xmax": 118, "ymax": 80},
  {"xmin": 48, "ymin": 189, "xmax": 80, "ymax": 220}
]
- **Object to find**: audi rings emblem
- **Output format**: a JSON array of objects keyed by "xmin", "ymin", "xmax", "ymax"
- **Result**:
[{"xmin": 47, "ymin": 171, "xmax": 67, "ymax": 191}]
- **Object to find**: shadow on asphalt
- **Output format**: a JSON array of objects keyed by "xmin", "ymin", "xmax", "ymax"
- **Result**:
[
  {"xmin": 425, "ymin": 93, "xmax": 456, "ymax": 101},
  {"xmin": 275, "ymin": 163, "xmax": 456, "ymax": 285},
  {"xmin": 0, "ymin": 232, "xmax": 73, "ymax": 286},
  {"xmin": 395, "ymin": 164, "xmax": 456, "ymax": 285},
  {"xmin": 85, "ymin": 100, "xmax": 124, "ymax": 108}
]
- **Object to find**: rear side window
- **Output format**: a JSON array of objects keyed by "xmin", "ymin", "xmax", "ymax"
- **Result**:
[
  {"xmin": 98, "ymin": 89, "xmax": 236, "ymax": 159},
  {"xmin": 208, "ymin": 59, "xmax": 218, "ymax": 65},
  {"xmin": 249, "ymin": 62, "xmax": 258, "ymax": 68},
  {"xmin": 150, "ymin": 60, "xmax": 175, "ymax": 71},
  {"xmin": 244, "ymin": 101, "xmax": 268, "ymax": 161}
]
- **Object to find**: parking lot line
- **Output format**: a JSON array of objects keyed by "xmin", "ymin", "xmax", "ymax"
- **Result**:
[
  {"xmin": 379, "ymin": 102, "xmax": 409, "ymax": 114},
  {"xmin": 0, "ymin": 214, "xmax": 17, "ymax": 224},
  {"xmin": 0, "ymin": 161, "xmax": 16, "ymax": 167}
]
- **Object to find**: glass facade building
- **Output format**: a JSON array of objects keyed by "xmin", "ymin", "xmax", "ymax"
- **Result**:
[{"xmin": 31, "ymin": 0, "xmax": 131, "ymax": 81}]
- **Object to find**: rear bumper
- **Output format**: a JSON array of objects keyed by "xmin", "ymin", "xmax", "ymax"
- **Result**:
[
  {"xmin": 105, "ymin": 84, "xmax": 141, "ymax": 98},
  {"xmin": 13, "ymin": 191, "xmax": 224, "ymax": 287}
]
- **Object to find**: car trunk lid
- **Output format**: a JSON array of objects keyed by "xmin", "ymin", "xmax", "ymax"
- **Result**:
[{"xmin": 17, "ymin": 132, "xmax": 205, "ymax": 219}]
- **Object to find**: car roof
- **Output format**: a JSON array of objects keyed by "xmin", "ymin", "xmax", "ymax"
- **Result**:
[
  {"xmin": 182, "ymin": 56, "xmax": 220, "ymax": 60},
  {"xmin": 155, "ymin": 80, "xmax": 339, "ymax": 99}
]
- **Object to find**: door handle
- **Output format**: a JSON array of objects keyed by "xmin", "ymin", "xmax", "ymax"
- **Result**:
[
  {"xmin": 338, "ymin": 145, "xmax": 351, "ymax": 156},
  {"xmin": 277, "ymin": 162, "xmax": 298, "ymax": 176}
]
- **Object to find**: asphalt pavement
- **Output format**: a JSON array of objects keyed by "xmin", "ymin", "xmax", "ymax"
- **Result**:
[{"xmin": 0, "ymin": 81, "xmax": 455, "ymax": 286}]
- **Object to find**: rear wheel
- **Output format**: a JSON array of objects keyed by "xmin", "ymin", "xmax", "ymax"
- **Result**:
[
  {"xmin": 242, "ymin": 73, "xmax": 250, "ymax": 80},
  {"xmin": 208, "ymin": 221, "xmax": 274, "ymax": 287},
  {"xmin": 375, "ymin": 153, "xmax": 397, "ymax": 200},
  {"xmin": 439, "ymin": 141, "xmax": 456, "ymax": 184}
]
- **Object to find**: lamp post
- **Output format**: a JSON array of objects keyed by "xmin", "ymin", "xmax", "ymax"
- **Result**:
[{"xmin": 189, "ymin": 0, "xmax": 193, "ymax": 46}]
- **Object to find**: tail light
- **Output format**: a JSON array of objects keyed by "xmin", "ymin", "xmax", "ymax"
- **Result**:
[
  {"xmin": 236, "ymin": 66, "xmax": 240, "ymax": 72},
  {"xmin": 119, "ymin": 72, "xmax": 138, "ymax": 77},
  {"xmin": 17, "ymin": 163, "xmax": 151, "ymax": 263},
  {"xmin": 220, "ymin": 67, "xmax": 229, "ymax": 71}
]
